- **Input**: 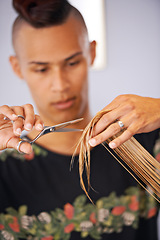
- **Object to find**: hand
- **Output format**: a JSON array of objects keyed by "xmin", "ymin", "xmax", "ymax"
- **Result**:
[
  {"xmin": 0, "ymin": 104, "xmax": 44, "ymax": 153},
  {"xmin": 89, "ymin": 94, "xmax": 160, "ymax": 149}
]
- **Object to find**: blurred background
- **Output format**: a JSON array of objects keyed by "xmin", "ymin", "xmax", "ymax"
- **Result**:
[
  {"xmin": 0, "ymin": 0, "xmax": 160, "ymax": 237},
  {"xmin": 0, "ymin": 0, "xmax": 159, "ymax": 115}
]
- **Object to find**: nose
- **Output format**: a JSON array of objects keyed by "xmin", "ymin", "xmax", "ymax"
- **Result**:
[{"xmin": 50, "ymin": 67, "xmax": 69, "ymax": 92}]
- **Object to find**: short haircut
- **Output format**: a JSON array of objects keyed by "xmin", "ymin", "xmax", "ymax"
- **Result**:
[
  {"xmin": 13, "ymin": 0, "xmax": 72, "ymax": 28},
  {"xmin": 12, "ymin": 0, "xmax": 88, "ymax": 50}
]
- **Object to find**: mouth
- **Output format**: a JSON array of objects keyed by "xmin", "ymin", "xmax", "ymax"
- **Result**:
[{"xmin": 52, "ymin": 97, "xmax": 76, "ymax": 110}]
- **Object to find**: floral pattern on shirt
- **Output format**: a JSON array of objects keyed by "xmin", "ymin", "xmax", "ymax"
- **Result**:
[
  {"xmin": 0, "ymin": 143, "xmax": 48, "ymax": 162},
  {"xmin": 0, "ymin": 186, "xmax": 158, "ymax": 240},
  {"xmin": 0, "ymin": 134, "xmax": 159, "ymax": 239}
]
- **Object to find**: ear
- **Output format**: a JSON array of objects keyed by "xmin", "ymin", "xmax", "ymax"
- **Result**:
[
  {"xmin": 9, "ymin": 56, "xmax": 23, "ymax": 79},
  {"xmin": 89, "ymin": 40, "xmax": 96, "ymax": 66}
]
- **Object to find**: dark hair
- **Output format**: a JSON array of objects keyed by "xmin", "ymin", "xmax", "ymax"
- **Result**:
[{"xmin": 13, "ymin": 0, "xmax": 72, "ymax": 28}]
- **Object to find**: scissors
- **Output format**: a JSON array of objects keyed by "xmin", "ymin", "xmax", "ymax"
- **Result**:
[{"xmin": 17, "ymin": 118, "xmax": 83, "ymax": 153}]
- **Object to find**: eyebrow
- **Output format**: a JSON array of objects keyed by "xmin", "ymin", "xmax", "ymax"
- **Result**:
[
  {"xmin": 28, "ymin": 51, "xmax": 83, "ymax": 65},
  {"xmin": 65, "ymin": 51, "xmax": 82, "ymax": 61}
]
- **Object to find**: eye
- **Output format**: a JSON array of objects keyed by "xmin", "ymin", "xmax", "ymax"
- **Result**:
[
  {"xmin": 35, "ymin": 68, "xmax": 48, "ymax": 73},
  {"xmin": 68, "ymin": 60, "xmax": 80, "ymax": 66}
]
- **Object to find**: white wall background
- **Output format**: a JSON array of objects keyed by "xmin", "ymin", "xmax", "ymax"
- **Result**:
[
  {"xmin": 0, "ymin": 0, "xmax": 160, "ymax": 238},
  {"xmin": 0, "ymin": 0, "xmax": 159, "ymax": 115}
]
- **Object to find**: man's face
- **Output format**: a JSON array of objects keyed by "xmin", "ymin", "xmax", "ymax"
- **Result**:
[{"xmin": 11, "ymin": 16, "xmax": 96, "ymax": 125}]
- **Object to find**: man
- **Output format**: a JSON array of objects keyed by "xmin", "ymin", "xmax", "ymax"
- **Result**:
[{"xmin": 0, "ymin": 0, "xmax": 159, "ymax": 239}]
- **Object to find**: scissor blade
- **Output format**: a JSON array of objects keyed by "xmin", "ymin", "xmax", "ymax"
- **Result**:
[
  {"xmin": 53, "ymin": 118, "xmax": 83, "ymax": 131},
  {"xmin": 55, "ymin": 128, "xmax": 83, "ymax": 132}
]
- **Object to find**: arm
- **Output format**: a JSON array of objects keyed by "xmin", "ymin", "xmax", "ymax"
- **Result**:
[
  {"xmin": 89, "ymin": 94, "xmax": 160, "ymax": 149},
  {"xmin": 0, "ymin": 104, "xmax": 43, "ymax": 153}
]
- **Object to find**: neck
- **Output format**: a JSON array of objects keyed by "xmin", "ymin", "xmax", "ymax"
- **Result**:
[{"xmin": 27, "ymin": 111, "xmax": 92, "ymax": 155}]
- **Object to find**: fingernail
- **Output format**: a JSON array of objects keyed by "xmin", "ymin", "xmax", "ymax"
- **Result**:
[
  {"xmin": 25, "ymin": 123, "xmax": 32, "ymax": 131},
  {"xmin": 16, "ymin": 128, "xmax": 22, "ymax": 135},
  {"xmin": 37, "ymin": 124, "xmax": 43, "ymax": 130},
  {"xmin": 89, "ymin": 138, "xmax": 97, "ymax": 147},
  {"xmin": 109, "ymin": 142, "xmax": 116, "ymax": 149}
]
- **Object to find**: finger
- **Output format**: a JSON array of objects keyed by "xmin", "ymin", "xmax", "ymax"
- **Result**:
[
  {"xmin": 34, "ymin": 114, "xmax": 44, "ymax": 131},
  {"xmin": 23, "ymin": 104, "xmax": 36, "ymax": 131},
  {"xmin": 0, "ymin": 105, "xmax": 17, "ymax": 121},
  {"xmin": 7, "ymin": 137, "xmax": 32, "ymax": 154},
  {"xmin": 93, "ymin": 95, "xmax": 137, "ymax": 136},
  {"xmin": 109, "ymin": 129, "xmax": 133, "ymax": 149},
  {"xmin": 89, "ymin": 121, "xmax": 125, "ymax": 147},
  {"xmin": 92, "ymin": 106, "xmax": 127, "ymax": 138},
  {"xmin": 11, "ymin": 106, "xmax": 25, "ymax": 136},
  {"xmin": 108, "ymin": 119, "xmax": 143, "ymax": 149}
]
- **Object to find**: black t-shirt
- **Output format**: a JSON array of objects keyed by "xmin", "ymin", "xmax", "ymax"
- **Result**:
[{"xmin": 0, "ymin": 130, "xmax": 159, "ymax": 240}]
